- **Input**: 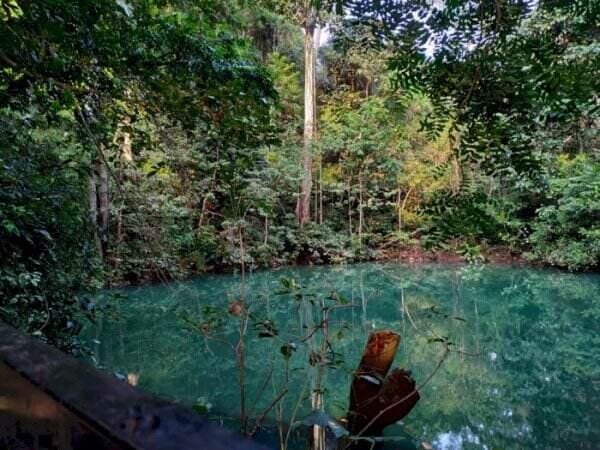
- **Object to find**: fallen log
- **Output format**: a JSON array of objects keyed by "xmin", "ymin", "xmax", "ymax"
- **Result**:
[{"xmin": 345, "ymin": 331, "xmax": 419, "ymax": 450}]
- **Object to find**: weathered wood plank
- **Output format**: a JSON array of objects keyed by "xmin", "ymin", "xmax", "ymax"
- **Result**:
[{"xmin": 0, "ymin": 322, "xmax": 270, "ymax": 450}]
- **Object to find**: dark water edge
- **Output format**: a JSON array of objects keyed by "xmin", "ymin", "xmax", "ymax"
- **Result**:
[
  {"xmin": 106, "ymin": 243, "xmax": 535, "ymax": 289},
  {"xmin": 84, "ymin": 263, "xmax": 600, "ymax": 449}
]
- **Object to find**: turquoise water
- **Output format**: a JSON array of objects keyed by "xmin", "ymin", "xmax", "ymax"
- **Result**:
[{"xmin": 85, "ymin": 263, "xmax": 600, "ymax": 449}]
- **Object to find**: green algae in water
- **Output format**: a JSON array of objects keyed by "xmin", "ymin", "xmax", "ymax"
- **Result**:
[{"xmin": 84, "ymin": 263, "xmax": 600, "ymax": 449}]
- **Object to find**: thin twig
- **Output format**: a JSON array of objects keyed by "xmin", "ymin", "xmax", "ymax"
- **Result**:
[
  {"xmin": 36, "ymin": 297, "xmax": 51, "ymax": 332},
  {"xmin": 249, "ymin": 365, "xmax": 274, "ymax": 419},
  {"xmin": 284, "ymin": 367, "xmax": 312, "ymax": 449},
  {"xmin": 249, "ymin": 388, "xmax": 289, "ymax": 436}
]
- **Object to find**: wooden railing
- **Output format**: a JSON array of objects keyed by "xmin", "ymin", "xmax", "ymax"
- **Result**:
[{"xmin": 0, "ymin": 322, "xmax": 269, "ymax": 450}]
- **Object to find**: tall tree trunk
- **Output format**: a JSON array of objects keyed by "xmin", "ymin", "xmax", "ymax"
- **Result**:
[
  {"xmin": 310, "ymin": 26, "xmax": 321, "ymax": 225},
  {"xmin": 313, "ymin": 177, "xmax": 319, "ymax": 223},
  {"xmin": 348, "ymin": 177, "xmax": 353, "ymax": 236},
  {"xmin": 96, "ymin": 155, "xmax": 109, "ymax": 260},
  {"xmin": 358, "ymin": 170, "xmax": 363, "ymax": 250},
  {"xmin": 89, "ymin": 153, "xmax": 110, "ymax": 264},
  {"xmin": 120, "ymin": 116, "xmax": 133, "ymax": 162},
  {"xmin": 264, "ymin": 217, "xmax": 269, "ymax": 246},
  {"xmin": 296, "ymin": 18, "xmax": 316, "ymax": 226},
  {"xmin": 396, "ymin": 186, "xmax": 402, "ymax": 234},
  {"xmin": 115, "ymin": 117, "xmax": 132, "ymax": 253},
  {"xmin": 89, "ymin": 170, "xmax": 102, "ymax": 256},
  {"xmin": 398, "ymin": 186, "xmax": 413, "ymax": 233},
  {"xmin": 318, "ymin": 153, "xmax": 323, "ymax": 224}
]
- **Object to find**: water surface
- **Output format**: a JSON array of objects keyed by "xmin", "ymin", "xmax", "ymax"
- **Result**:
[{"xmin": 85, "ymin": 263, "xmax": 600, "ymax": 449}]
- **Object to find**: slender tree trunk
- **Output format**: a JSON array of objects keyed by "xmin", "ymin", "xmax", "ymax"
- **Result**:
[
  {"xmin": 398, "ymin": 186, "xmax": 413, "ymax": 233},
  {"xmin": 296, "ymin": 18, "xmax": 317, "ymax": 226},
  {"xmin": 313, "ymin": 27, "xmax": 323, "ymax": 224},
  {"xmin": 96, "ymin": 155, "xmax": 109, "ymax": 260},
  {"xmin": 348, "ymin": 177, "xmax": 353, "ymax": 236},
  {"xmin": 89, "ymin": 171, "xmax": 102, "ymax": 256},
  {"xmin": 313, "ymin": 26, "xmax": 319, "ymax": 123},
  {"xmin": 451, "ymin": 156, "xmax": 461, "ymax": 194},
  {"xmin": 312, "ymin": 27, "xmax": 321, "ymax": 224},
  {"xmin": 264, "ymin": 217, "xmax": 269, "ymax": 246},
  {"xmin": 116, "ymin": 206, "xmax": 124, "ymax": 243},
  {"xmin": 120, "ymin": 116, "xmax": 133, "ymax": 162},
  {"xmin": 318, "ymin": 153, "xmax": 323, "ymax": 224},
  {"xmin": 396, "ymin": 186, "xmax": 402, "ymax": 234},
  {"xmin": 358, "ymin": 170, "xmax": 363, "ymax": 250},
  {"xmin": 115, "ymin": 117, "xmax": 131, "ymax": 260},
  {"xmin": 198, "ymin": 196, "xmax": 208, "ymax": 228},
  {"xmin": 313, "ymin": 179, "xmax": 319, "ymax": 223}
]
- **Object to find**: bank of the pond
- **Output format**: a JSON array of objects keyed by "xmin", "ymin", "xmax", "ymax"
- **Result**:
[
  {"xmin": 108, "ymin": 243, "xmax": 533, "ymax": 289},
  {"xmin": 376, "ymin": 244, "xmax": 529, "ymax": 266}
]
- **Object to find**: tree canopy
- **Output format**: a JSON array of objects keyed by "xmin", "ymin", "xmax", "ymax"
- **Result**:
[{"xmin": 0, "ymin": 0, "xmax": 598, "ymax": 347}]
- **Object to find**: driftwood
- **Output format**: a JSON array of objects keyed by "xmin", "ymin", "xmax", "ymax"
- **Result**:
[{"xmin": 345, "ymin": 331, "xmax": 419, "ymax": 450}]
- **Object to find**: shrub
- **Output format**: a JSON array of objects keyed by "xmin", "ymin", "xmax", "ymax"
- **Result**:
[{"xmin": 529, "ymin": 156, "xmax": 600, "ymax": 270}]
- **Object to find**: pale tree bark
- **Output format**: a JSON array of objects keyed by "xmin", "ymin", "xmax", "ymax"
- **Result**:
[
  {"xmin": 313, "ymin": 26, "xmax": 320, "ymax": 127},
  {"xmin": 313, "ymin": 27, "xmax": 323, "ymax": 225},
  {"xmin": 264, "ymin": 216, "xmax": 269, "ymax": 245},
  {"xmin": 96, "ymin": 155, "xmax": 110, "ymax": 260},
  {"xmin": 296, "ymin": 16, "xmax": 317, "ymax": 226},
  {"xmin": 119, "ymin": 116, "xmax": 133, "ymax": 162},
  {"xmin": 115, "ymin": 116, "xmax": 132, "ymax": 245},
  {"xmin": 318, "ymin": 153, "xmax": 323, "ymax": 224},
  {"xmin": 348, "ymin": 177, "xmax": 353, "ymax": 236},
  {"xmin": 89, "ymin": 154, "xmax": 109, "ymax": 261},
  {"xmin": 89, "ymin": 170, "xmax": 102, "ymax": 256},
  {"xmin": 451, "ymin": 156, "xmax": 461, "ymax": 194},
  {"xmin": 358, "ymin": 170, "xmax": 363, "ymax": 249},
  {"xmin": 398, "ymin": 186, "xmax": 413, "ymax": 233},
  {"xmin": 304, "ymin": 18, "xmax": 325, "ymax": 429},
  {"xmin": 396, "ymin": 186, "xmax": 402, "ymax": 233}
]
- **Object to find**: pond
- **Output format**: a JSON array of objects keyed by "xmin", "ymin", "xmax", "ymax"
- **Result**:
[{"xmin": 84, "ymin": 263, "xmax": 600, "ymax": 449}]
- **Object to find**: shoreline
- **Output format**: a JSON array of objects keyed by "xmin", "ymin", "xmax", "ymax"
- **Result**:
[
  {"xmin": 106, "ymin": 244, "xmax": 537, "ymax": 289},
  {"xmin": 375, "ymin": 244, "xmax": 531, "ymax": 266}
]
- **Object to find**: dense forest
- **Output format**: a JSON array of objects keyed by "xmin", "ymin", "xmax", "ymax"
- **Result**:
[
  {"xmin": 1, "ymin": 1, "xmax": 599, "ymax": 449},
  {"xmin": 0, "ymin": 0, "xmax": 598, "ymax": 354}
]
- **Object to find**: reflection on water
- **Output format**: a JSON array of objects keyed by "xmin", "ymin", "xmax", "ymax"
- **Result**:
[
  {"xmin": 433, "ymin": 427, "xmax": 481, "ymax": 450},
  {"xmin": 84, "ymin": 263, "xmax": 600, "ymax": 449}
]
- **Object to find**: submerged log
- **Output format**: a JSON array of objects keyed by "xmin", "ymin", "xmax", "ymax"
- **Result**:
[{"xmin": 345, "ymin": 331, "xmax": 419, "ymax": 450}]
